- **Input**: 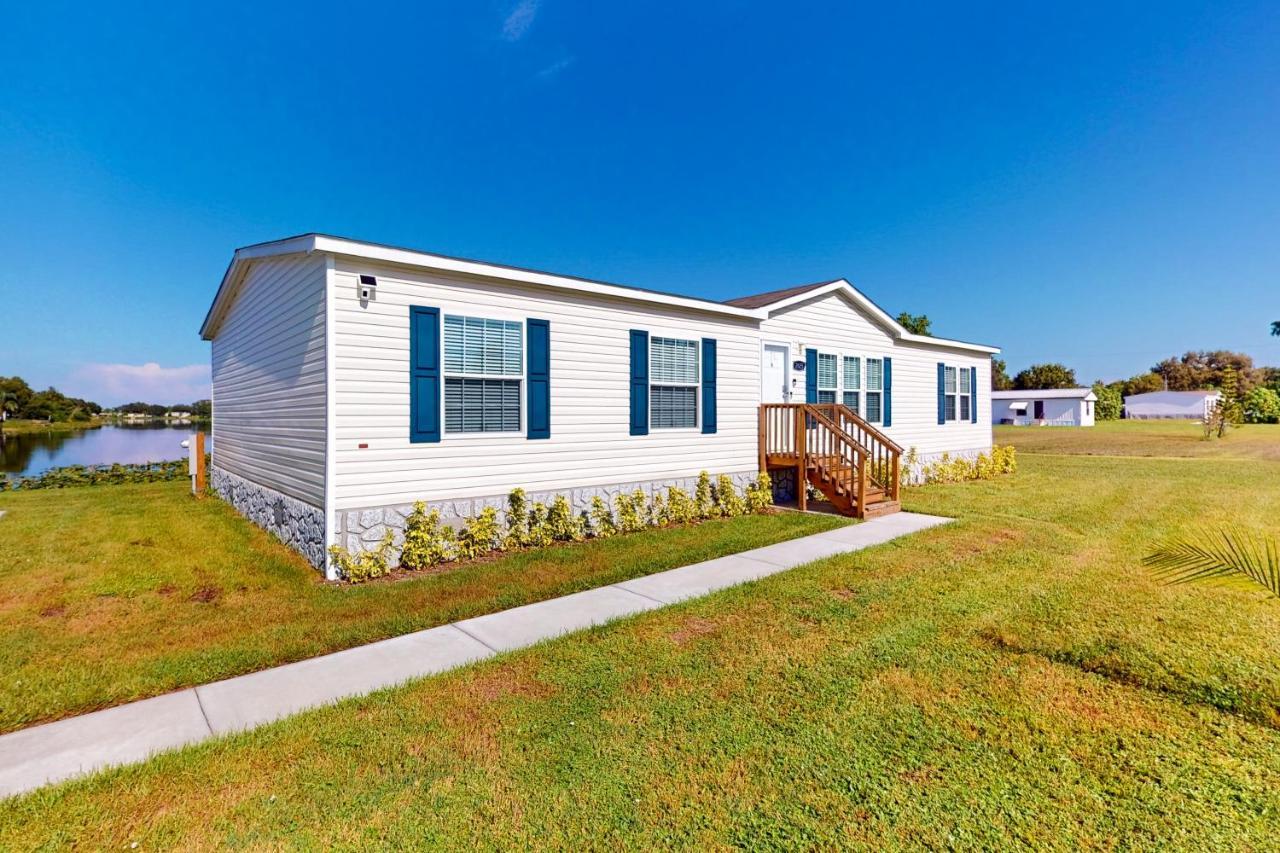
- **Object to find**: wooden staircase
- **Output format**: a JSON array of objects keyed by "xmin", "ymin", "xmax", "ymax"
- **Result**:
[{"xmin": 759, "ymin": 403, "xmax": 903, "ymax": 518}]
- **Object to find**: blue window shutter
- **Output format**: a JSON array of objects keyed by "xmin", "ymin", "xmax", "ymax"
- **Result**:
[
  {"xmin": 410, "ymin": 306, "xmax": 441, "ymax": 443},
  {"xmin": 971, "ymin": 365, "xmax": 978, "ymax": 424},
  {"xmin": 629, "ymin": 330, "xmax": 649, "ymax": 436},
  {"xmin": 883, "ymin": 357, "xmax": 893, "ymax": 427},
  {"xmin": 527, "ymin": 318, "xmax": 550, "ymax": 439},
  {"xmin": 805, "ymin": 348, "xmax": 818, "ymax": 403},
  {"xmin": 937, "ymin": 362, "xmax": 946, "ymax": 425},
  {"xmin": 701, "ymin": 338, "xmax": 717, "ymax": 434}
]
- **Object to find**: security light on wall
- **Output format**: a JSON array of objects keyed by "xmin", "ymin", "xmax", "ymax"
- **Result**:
[{"xmin": 358, "ymin": 274, "xmax": 377, "ymax": 301}]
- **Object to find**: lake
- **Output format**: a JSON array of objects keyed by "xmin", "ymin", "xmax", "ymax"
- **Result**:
[{"xmin": 1, "ymin": 424, "xmax": 210, "ymax": 477}]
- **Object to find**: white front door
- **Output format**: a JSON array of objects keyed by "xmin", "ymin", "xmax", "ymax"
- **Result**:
[{"xmin": 761, "ymin": 344, "xmax": 789, "ymax": 403}]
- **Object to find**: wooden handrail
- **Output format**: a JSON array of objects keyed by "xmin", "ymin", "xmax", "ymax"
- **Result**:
[{"xmin": 759, "ymin": 402, "xmax": 902, "ymax": 507}]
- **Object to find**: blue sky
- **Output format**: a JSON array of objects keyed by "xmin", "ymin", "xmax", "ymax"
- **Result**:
[{"xmin": 2, "ymin": 1, "xmax": 1277, "ymax": 405}]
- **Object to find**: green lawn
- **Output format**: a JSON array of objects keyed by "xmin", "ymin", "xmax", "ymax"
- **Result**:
[
  {"xmin": 3, "ymin": 429, "xmax": 1279, "ymax": 847},
  {"xmin": 0, "ymin": 482, "xmax": 843, "ymax": 734},
  {"xmin": 996, "ymin": 419, "xmax": 1280, "ymax": 461},
  {"xmin": 0, "ymin": 418, "xmax": 102, "ymax": 436}
]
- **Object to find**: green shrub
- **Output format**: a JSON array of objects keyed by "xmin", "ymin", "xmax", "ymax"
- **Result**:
[
  {"xmin": 694, "ymin": 471, "xmax": 714, "ymax": 519},
  {"xmin": 666, "ymin": 486, "xmax": 697, "ymax": 524},
  {"xmin": 745, "ymin": 472, "xmax": 773, "ymax": 514},
  {"xmin": 589, "ymin": 496, "xmax": 617, "ymax": 538},
  {"xmin": 648, "ymin": 491, "xmax": 668, "ymax": 526},
  {"xmin": 457, "ymin": 507, "xmax": 501, "ymax": 559},
  {"xmin": 328, "ymin": 529, "xmax": 396, "ymax": 583},
  {"xmin": 547, "ymin": 495, "xmax": 585, "ymax": 541},
  {"xmin": 919, "ymin": 445, "xmax": 1016, "ymax": 484},
  {"xmin": 398, "ymin": 502, "xmax": 456, "ymax": 571},
  {"xmin": 714, "ymin": 475, "xmax": 746, "ymax": 517},
  {"xmin": 615, "ymin": 489, "xmax": 648, "ymax": 534},
  {"xmin": 504, "ymin": 488, "xmax": 530, "ymax": 548},
  {"xmin": 525, "ymin": 501, "xmax": 554, "ymax": 547}
]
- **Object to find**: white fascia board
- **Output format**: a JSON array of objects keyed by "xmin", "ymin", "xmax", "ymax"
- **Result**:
[
  {"xmin": 310, "ymin": 235, "xmax": 763, "ymax": 321},
  {"xmin": 199, "ymin": 235, "xmax": 319, "ymax": 339},
  {"xmin": 763, "ymin": 279, "xmax": 1001, "ymax": 356}
]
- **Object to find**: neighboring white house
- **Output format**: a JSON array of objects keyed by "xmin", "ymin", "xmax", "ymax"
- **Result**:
[
  {"xmin": 1124, "ymin": 390, "xmax": 1221, "ymax": 420},
  {"xmin": 991, "ymin": 388, "xmax": 1097, "ymax": 427},
  {"xmin": 200, "ymin": 234, "xmax": 999, "ymax": 577}
]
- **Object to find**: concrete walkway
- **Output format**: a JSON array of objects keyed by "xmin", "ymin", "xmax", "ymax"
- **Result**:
[{"xmin": 0, "ymin": 511, "xmax": 950, "ymax": 799}]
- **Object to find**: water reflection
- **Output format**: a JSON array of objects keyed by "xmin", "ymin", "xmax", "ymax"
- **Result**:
[{"xmin": 0, "ymin": 424, "xmax": 211, "ymax": 476}]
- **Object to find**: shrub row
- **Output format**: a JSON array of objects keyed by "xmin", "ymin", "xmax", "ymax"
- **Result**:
[
  {"xmin": 0, "ymin": 459, "xmax": 189, "ymax": 491},
  {"xmin": 329, "ymin": 471, "xmax": 774, "ymax": 583},
  {"xmin": 915, "ymin": 444, "xmax": 1017, "ymax": 485}
]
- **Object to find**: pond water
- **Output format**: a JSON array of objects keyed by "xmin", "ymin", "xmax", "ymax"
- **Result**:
[{"xmin": 0, "ymin": 424, "xmax": 211, "ymax": 477}]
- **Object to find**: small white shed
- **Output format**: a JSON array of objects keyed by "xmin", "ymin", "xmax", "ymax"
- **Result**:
[
  {"xmin": 991, "ymin": 388, "xmax": 1096, "ymax": 427},
  {"xmin": 1123, "ymin": 390, "xmax": 1221, "ymax": 420}
]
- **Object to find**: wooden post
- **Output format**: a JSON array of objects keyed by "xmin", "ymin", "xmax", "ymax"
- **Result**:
[
  {"xmin": 194, "ymin": 432, "xmax": 206, "ymax": 496},
  {"xmin": 758, "ymin": 406, "xmax": 766, "ymax": 474},
  {"xmin": 891, "ymin": 453, "xmax": 900, "ymax": 502},
  {"xmin": 795, "ymin": 405, "xmax": 807, "ymax": 512},
  {"xmin": 856, "ymin": 455, "xmax": 867, "ymax": 518}
]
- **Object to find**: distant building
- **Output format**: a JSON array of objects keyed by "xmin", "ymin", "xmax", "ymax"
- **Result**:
[
  {"xmin": 1123, "ymin": 390, "xmax": 1221, "ymax": 421},
  {"xmin": 991, "ymin": 388, "xmax": 1097, "ymax": 427}
]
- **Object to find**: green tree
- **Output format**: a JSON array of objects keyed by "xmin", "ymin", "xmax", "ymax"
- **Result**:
[
  {"xmin": 1120, "ymin": 372, "xmax": 1164, "ymax": 396},
  {"xmin": 0, "ymin": 389, "xmax": 18, "ymax": 435},
  {"xmin": 1091, "ymin": 382, "xmax": 1122, "ymax": 420},
  {"xmin": 896, "ymin": 312, "xmax": 931, "ymax": 335},
  {"xmin": 991, "ymin": 357, "xmax": 1013, "ymax": 391},
  {"xmin": 1206, "ymin": 365, "xmax": 1243, "ymax": 438},
  {"xmin": 1242, "ymin": 387, "xmax": 1280, "ymax": 424},
  {"xmin": 1013, "ymin": 363, "xmax": 1078, "ymax": 390},
  {"xmin": 1153, "ymin": 350, "xmax": 1258, "ymax": 393}
]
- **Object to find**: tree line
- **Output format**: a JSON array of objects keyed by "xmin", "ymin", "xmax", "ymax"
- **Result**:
[
  {"xmin": 0, "ymin": 376, "xmax": 102, "ymax": 424},
  {"xmin": 897, "ymin": 312, "xmax": 1280, "ymax": 425},
  {"xmin": 0, "ymin": 375, "xmax": 211, "ymax": 424},
  {"xmin": 990, "ymin": 351, "xmax": 1280, "ymax": 424}
]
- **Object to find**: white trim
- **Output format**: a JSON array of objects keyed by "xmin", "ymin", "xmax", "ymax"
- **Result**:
[
  {"xmin": 648, "ymin": 334, "xmax": 701, "ymax": 431},
  {"xmin": 441, "ymin": 313, "xmax": 526, "ymax": 438},
  {"xmin": 322, "ymin": 255, "xmax": 339, "ymax": 581},
  {"xmin": 200, "ymin": 235, "xmax": 1001, "ymax": 356}
]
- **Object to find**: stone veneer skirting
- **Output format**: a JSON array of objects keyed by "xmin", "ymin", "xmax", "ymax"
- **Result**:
[
  {"xmin": 212, "ymin": 467, "xmax": 327, "ymax": 569},
  {"xmin": 337, "ymin": 470, "xmax": 759, "ymax": 560}
]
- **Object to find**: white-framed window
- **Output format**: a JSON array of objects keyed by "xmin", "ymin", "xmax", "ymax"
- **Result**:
[
  {"xmin": 959, "ymin": 367, "xmax": 971, "ymax": 421},
  {"xmin": 943, "ymin": 366, "xmax": 958, "ymax": 421},
  {"xmin": 650, "ymin": 336, "xmax": 699, "ymax": 429},
  {"xmin": 842, "ymin": 356, "xmax": 861, "ymax": 414},
  {"xmin": 816, "ymin": 352, "xmax": 838, "ymax": 404},
  {"xmin": 443, "ymin": 315, "xmax": 523, "ymax": 433},
  {"xmin": 865, "ymin": 358, "xmax": 884, "ymax": 423}
]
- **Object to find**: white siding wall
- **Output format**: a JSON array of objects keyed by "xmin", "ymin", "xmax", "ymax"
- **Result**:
[
  {"xmin": 210, "ymin": 253, "xmax": 328, "ymax": 507},
  {"xmin": 993, "ymin": 397, "xmax": 1091, "ymax": 426},
  {"xmin": 330, "ymin": 260, "xmax": 760, "ymax": 511},
  {"xmin": 758, "ymin": 293, "xmax": 992, "ymax": 457}
]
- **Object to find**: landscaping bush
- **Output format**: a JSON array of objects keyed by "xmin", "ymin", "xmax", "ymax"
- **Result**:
[
  {"xmin": 398, "ymin": 502, "xmax": 456, "ymax": 571},
  {"xmin": 333, "ymin": 471, "xmax": 777, "ymax": 583},
  {"xmin": 328, "ymin": 529, "xmax": 395, "ymax": 583},
  {"xmin": 919, "ymin": 445, "xmax": 1017, "ymax": 485}
]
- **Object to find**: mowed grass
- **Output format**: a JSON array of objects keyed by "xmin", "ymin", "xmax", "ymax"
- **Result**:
[
  {"xmin": 0, "ymin": 482, "xmax": 843, "ymax": 733},
  {"xmin": 3, "ymin": 433, "xmax": 1280, "ymax": 847},
  {"xmin": 996, "ymin": 419, "xmax": 1280, "ymax": 460}
]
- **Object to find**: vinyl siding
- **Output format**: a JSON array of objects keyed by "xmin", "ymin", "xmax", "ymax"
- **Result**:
[
  {"xmin": 758, "ymin": 292, "xmax": 992, "ymax": 456},
  {"xmin": 210, "ymin": 253, "xmax": 328, "ymax": 507},
  {"xmin": 331, "ymin": 260, "xmax": 759, "ymax": 510}
]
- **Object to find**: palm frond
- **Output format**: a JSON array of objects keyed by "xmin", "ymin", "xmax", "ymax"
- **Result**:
[{"xmin": 1144, "ymin": 526, "xmax": 1280, "ymax": 598}]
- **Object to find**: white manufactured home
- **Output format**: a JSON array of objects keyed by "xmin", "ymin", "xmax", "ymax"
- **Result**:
[
  {"xmin": 200, "ymin": 234, "xmax": 999, "ymax": 577},
  {"xmin": 991, "ymin": 388, "xmax": 1097, "ymax": 426},
  {"xmin": 1123, "ymin": 390, "xmax": 1221, "ymax": 420}
]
